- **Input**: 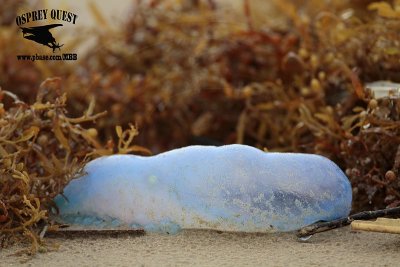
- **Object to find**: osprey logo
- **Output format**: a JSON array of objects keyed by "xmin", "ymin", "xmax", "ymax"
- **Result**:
[
  {"xmin": 20, "ymin": 24, "xmax": 64, "ymax": 52},
  {"xmin": 15, "ymin": 9, "xmax": 78, "ymax": 54}
]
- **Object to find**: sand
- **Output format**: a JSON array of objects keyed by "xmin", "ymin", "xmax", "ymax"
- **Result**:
[{"xmin": 2, "ymin": 227, "xmax": 400, "ymax": 266}]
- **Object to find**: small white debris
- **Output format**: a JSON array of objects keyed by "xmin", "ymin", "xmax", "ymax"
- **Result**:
[{"xmin": 365, "ymin": 81, "xmax": 400, "ymax": 99}]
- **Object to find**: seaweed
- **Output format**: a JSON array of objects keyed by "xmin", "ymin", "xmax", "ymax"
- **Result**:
[{"xmin": 0, "ymin": 78, "xmax": 146, "ymax": 253}]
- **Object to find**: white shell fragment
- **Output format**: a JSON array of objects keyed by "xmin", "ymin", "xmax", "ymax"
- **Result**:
[{"xmin": 365, "ymin": 81, "xmax": 400, "ymax": 99}]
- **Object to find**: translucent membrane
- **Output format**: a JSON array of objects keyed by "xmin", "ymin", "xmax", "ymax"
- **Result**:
[{"xmin": 55, "ymin": 145, "xmax": 352, "ymax": 233}]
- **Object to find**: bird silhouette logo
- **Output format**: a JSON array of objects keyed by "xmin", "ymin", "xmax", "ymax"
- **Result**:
[{"xmin": 20, "ymin": 24, "xmax": 64, "ymax": 52}]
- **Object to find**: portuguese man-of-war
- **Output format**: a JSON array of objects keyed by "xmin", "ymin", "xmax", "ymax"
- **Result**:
[{"xmin": 54, "ymin": 144, "xmax": 352, "ymax": 234}]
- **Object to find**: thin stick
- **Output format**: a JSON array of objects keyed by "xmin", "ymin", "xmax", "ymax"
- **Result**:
[
  {"xmin": 243, "ymin": 0, "xmax": 253, "ymax": 31},
  {"xmin": 352, "ymin": 218, "xmax": 400, "ymax": 234},
  {"xmin": 297, "ymin": 206, "xmax": 400, "ymax": 238}
]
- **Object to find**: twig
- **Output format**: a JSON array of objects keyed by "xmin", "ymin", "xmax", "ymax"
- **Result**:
[
  {"xmin": 297, "ymin": 206, "xmax": 400, "ymax": 238},
  {"xmin": 243, "ymin": 0, "xmax": 253, "ymax": 31}
]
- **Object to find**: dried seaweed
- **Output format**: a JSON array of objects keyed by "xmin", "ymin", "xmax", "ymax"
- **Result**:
[{"xmin": 0, "ymin": 78, "xmax": 147, "ymax": 253}]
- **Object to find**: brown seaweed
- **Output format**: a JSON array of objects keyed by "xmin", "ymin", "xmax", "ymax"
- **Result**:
[{"xmin": 0, "ymin": 78, "xmax": 146, "ymax": 253}]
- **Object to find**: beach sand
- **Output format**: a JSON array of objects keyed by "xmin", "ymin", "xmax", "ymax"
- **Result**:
[{"xmin": 2, "ymin": 227, "xmax": 400, "ymax": 266}]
